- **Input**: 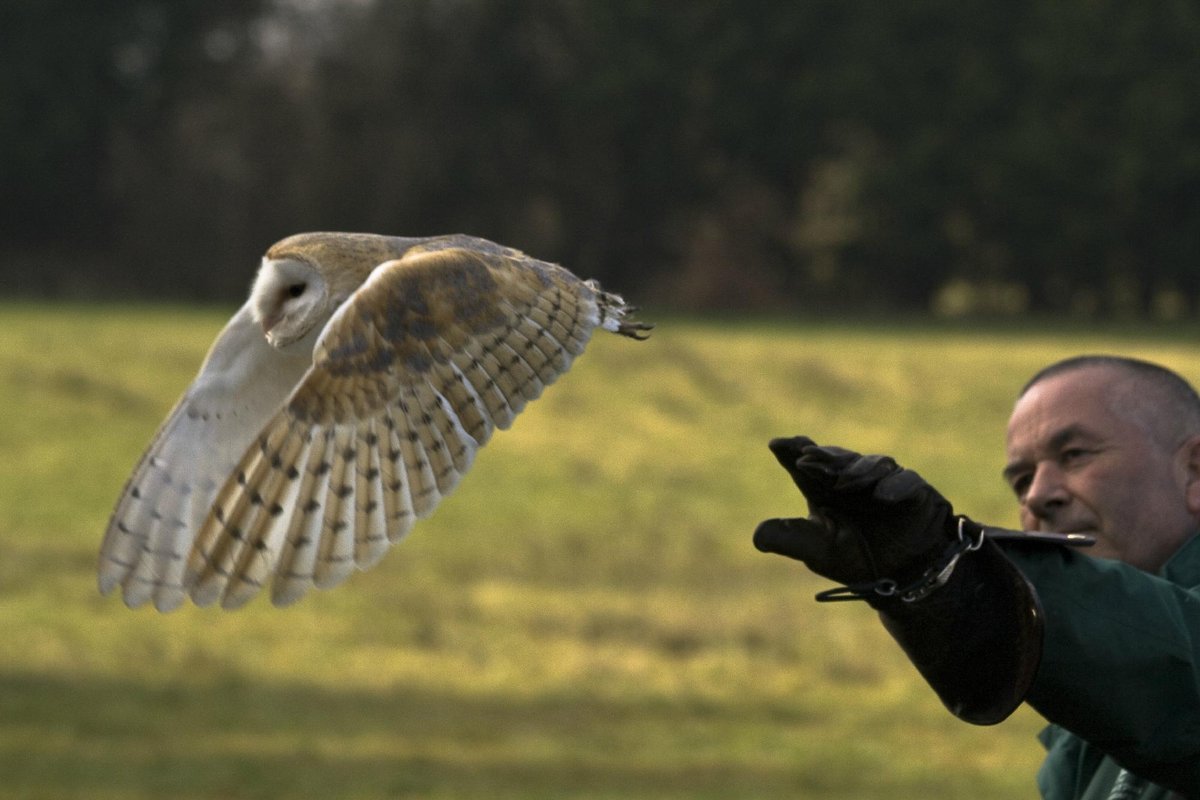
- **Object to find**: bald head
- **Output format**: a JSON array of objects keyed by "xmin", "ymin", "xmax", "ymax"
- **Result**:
[{"xmin": 1020, "ymin": 355, "xmax": 1200, "ymax": 452}]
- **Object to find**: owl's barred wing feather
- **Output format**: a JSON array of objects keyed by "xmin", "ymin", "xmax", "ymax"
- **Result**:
[
  {"xmin": 98, "ymin": 303, "xmax": 313, "ymax": 611},
  {"xmin": 188, "ymin": 239, "xmax": 649, "ymax": 609}
]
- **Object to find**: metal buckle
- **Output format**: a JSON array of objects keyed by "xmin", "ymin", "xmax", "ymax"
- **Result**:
[{"xmin": 815, "ymin": 517, "xmax": 983, "ymax": 604}]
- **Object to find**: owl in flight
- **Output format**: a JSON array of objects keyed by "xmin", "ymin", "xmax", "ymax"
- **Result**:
[{"xmin": 100, "ymin": 233, "xmax": 651, "ymax": 612}]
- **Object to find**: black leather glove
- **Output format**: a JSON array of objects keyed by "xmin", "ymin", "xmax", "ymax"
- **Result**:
[
  {"xmin": 754, "ymin": 436, "xmax": 975, "ymax": 604},
  {"xmin": 753, "ymin": 436, "xmax": 1046, "ymax": 725}
]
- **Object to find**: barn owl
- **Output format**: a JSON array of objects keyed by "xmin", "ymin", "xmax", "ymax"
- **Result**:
[{"xmin": 100, "ymin": 232, "xmax": 651, "ymax": 612}]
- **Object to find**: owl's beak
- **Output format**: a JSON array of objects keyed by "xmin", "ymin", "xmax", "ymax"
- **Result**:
[
  {"xmin": 260, "ymin": 313, "xmax": 282, "ymax": 336},
  {"xmin": 260, "ymin": 314, "xmax": 287, "ymax": 349}
]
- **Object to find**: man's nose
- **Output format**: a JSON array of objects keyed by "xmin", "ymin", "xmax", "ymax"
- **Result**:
[{"xmin": 1022, "ymin": 462, "xmax": 1070, "ymax": 526}]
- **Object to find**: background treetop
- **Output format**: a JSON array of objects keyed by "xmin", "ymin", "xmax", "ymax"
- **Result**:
[{"xmin": 5, "ymin": 0, "xmax": 1199, "ymax": 316}]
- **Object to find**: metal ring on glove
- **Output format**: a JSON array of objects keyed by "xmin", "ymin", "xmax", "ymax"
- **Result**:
[{"xmin": 814, "ymin": 516, "xmax": 981, "ymax": 604}]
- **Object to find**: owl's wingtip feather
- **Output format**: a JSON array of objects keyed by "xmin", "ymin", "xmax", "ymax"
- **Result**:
[
  {"xmin": 154, "ymin": 591, "xmax": 187, "ymax": 613},
  {"xmin": 120, "ymin": 576, "xmax": 162, "ymax": 609},
  {"xmin": 220, "ymin": 587, "xmax": 258, "ymax": 611},
  {"xmin": 270, "ymin": 581, "xmax": 309, "ymax": 608},
  {"xmin": 189, "ymin": 580, "xmax": 225, "ymax": 608},
  {"xmin": 97, "ymin": 570, "xmax": 120, "ymax": 596}
]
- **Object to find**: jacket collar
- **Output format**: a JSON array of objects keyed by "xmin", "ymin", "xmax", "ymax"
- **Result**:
[{"xmin": 1160, "ymin": 531, "xmax": 1200, "ymax": 587}]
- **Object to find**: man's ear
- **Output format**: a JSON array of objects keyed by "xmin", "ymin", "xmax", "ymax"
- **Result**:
[{"xmin": 1180, "ymin": 434, "xmax": 1200, "ymax": 518}]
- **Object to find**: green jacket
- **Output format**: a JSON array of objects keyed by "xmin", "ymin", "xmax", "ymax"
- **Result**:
[{"xmin": 1003, "ymin": 533, "xmax": 1200, "ymax": 799}]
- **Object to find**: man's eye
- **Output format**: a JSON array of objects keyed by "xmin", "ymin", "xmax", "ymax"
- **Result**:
[
  {"xmin": 1061, "ymin": 448, "xmax": 1089, "ymax": 463},
  {"xmin": 1010, "ymin": 474, "xmax": 1031, "ymax": 498}
]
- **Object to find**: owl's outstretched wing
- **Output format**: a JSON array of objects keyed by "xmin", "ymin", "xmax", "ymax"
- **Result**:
[
  {"xmin": 98, "ymin": 302, "xmax": 313, "ymax": 612},
  {"xmin": 188, "ymin": 236, "xmax": 646, "ymax": 609}
]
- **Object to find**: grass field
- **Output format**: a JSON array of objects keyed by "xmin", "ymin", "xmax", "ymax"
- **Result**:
[{"xmin": 4, "ymin": 303, "xmax": 1200, "ymax": 799}]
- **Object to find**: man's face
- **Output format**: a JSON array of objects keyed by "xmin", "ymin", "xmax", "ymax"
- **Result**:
[{"xmin": 1004, "ymin": 365, "xmax": 1199, "ymax": 571}]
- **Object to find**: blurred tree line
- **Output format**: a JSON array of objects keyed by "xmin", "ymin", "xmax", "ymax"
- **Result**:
[{"xmin": 4, "ymin": 0, "xmax": 1200, "ymax": 315}]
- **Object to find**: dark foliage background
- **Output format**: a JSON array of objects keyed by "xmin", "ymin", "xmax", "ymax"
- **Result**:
[{"xmin": 4, "ymin": 0, "xmax": 1200, "ymax": 315}]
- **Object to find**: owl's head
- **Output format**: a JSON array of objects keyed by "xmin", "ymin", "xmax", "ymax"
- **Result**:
[
  {"xmin": 250, "ymin": 256, "xmax": 332, "ymax": 349},
  {"xmin": 253, "ymin": 232, "xmax": 421, "ymax": 349}
]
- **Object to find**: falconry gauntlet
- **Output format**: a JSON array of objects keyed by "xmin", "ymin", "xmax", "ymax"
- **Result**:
[{"xmin": 754, "ymin": 436, "xmax": 1080, "ymax": 725}]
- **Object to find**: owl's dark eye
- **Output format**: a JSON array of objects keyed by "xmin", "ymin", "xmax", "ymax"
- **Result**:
[{"xmin": 286, "ymin": 283, "xmax": 307, "ymax": 298}]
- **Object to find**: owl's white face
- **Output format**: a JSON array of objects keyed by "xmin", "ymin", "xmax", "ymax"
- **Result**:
[{"xmin": 250, "ymin": 258, "xmax": 332, "ymax": 349}]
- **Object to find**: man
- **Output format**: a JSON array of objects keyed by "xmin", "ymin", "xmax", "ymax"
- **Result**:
[{"xmin": 754, "ymin": 355, "xmax": 1200, "ymax": 798}]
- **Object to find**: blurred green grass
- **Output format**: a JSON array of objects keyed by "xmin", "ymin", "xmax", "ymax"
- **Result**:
[{"xmin": 4, "ymin": 303, "xmax": 1200, "ymax": 799}]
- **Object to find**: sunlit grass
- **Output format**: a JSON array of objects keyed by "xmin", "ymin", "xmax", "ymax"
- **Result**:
[{"xmin": 4, "ymin": 303, "xmax": 1200, "ymax": 798}]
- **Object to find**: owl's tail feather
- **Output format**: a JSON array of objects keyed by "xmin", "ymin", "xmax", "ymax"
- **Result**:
[{"xmin": 587, "ymin": 281, "xmax": 654, "ymax": 340}]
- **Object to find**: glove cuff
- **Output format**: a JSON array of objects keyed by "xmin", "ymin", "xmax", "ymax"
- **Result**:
[{"xmin": 874, "ymin": 527, "xmax": 1091, "ymax": 725}]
